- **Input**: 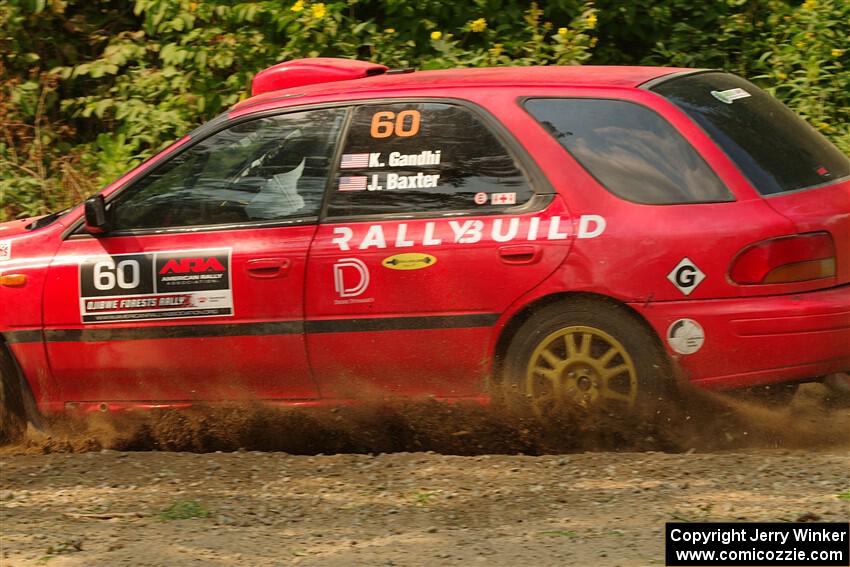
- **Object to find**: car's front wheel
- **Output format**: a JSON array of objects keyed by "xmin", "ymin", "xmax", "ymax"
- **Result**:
[
  {"xmin": 501, "ymin": 298, "xmax": 671, "ymax": 414},
  {"xmin": 0, "ymin": 346, "xmax": 27, "ymax": 444}
]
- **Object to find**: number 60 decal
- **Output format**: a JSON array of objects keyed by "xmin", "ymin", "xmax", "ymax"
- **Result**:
[
  {"xmin": 370, "ymin": 110, "xmax": 421, "ymax": 138},
  {"xmin": 93, "ymin": 259, "xmax": 141, "ymax": 291}
]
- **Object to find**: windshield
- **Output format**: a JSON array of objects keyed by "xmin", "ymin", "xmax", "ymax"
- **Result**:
[{"xmin": 651, "ymin": 72, "xmax": 850, "ymax": 196}]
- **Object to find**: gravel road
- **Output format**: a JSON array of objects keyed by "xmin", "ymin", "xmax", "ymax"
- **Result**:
[{"xmin": 1, "ymin": 385, "xmax": 848, "ymax": 567}]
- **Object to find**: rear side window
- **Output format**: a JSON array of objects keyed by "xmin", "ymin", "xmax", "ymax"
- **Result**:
[
  {"xmin": 525, "ymin": 98, "xmax": 733, "ymax": 204},
  {"xmin": 326, "ymin": 102, "xmax": 533, "ymax": 217},
  {"xmin": 651, "ymin": 72, "xmax": 850, "ymax": 195}
]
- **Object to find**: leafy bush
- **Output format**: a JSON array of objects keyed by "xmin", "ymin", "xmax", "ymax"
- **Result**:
[
  {"xmin": 0, "ymin": 73, "xmax": 94, "ymax": 218},
  {"xmin": 646, "ymin": 0, "xmax": 849, "ymax": 153},
  {"xmin": 1, "ymin": 0, "xmax": 847, "ymax": 220}
]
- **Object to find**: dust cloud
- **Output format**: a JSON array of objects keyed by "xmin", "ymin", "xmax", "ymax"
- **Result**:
[{"xmin": 4, "ymin": 383, "xmax": 848, "ymax": 455}]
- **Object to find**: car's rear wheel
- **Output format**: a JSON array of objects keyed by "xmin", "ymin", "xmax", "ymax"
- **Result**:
[
  {"xmin": 0, "ymin": 346, "xmax": 27, "ymax": 444},
  {"xmin": 501, "ymin": 299, "xmax": 671, "ymax": 415}
]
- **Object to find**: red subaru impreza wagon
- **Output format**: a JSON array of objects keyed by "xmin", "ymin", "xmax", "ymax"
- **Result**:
[{"xmin": 1, "ymin": 59, "xmax": 848, "ymax": 429}]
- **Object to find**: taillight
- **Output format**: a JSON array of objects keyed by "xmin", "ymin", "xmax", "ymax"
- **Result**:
[{"xmin": 730, "ymin": 232, "xmax": 836, "ymax": 285}]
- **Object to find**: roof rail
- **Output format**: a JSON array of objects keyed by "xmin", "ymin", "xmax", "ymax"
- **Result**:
[{"xmin": 251, "ymin": 58, "xmax": 389, "ymax": 96}]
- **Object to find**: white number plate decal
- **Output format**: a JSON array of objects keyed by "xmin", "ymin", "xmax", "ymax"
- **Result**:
[{"xmin": 78, "ymin": 248, "xmax": 233, "ymax": 323}]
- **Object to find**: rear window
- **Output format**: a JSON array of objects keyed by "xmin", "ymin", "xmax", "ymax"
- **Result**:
[
  {"xmin": 651, "ymin": 72, "xmax": 850, "ymax": 196},
  {"xmin": 524, "ymin": 98, "xmax": 733, "ymax": 205}
]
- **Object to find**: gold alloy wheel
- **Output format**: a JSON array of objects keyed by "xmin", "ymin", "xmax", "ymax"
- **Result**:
[{"xmin": 525, "ymin": 326, "xmax": 638, "ymax": 412}]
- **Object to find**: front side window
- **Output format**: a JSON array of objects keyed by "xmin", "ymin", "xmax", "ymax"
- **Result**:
[
  {"xmin": 651, "ymin": 72, "xmax": 850, "ymax": 195},
  {"xmin": 110, "ymin": 108, "xmax": 346, "ymax": 230},
  {"xmin": 326, "ymin": 102, "xmax": 534, "ymax": 217},
  {"xmin": 525, "ymin": 98, "xmax": 733, "ymax": 204}
]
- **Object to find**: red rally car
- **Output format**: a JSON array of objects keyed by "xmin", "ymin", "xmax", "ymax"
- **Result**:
[{"xmin": 1, "ymin": 59, "xmax": 849, "ymax": 426}]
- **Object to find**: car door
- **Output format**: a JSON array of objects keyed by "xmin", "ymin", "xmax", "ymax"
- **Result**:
[
  {"xmin": 42, "ymin": 108, "xmax": 347, "ymax": 405},
  {"xmin": 304, "ymin": 101, "xmax": 571, "ymax": 399}
]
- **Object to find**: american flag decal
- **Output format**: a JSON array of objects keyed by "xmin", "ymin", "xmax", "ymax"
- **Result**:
[
  {"xmin": 338, "ymin": 176, "xmax": 368, "ymax": 192},
  {"xmin": 340, "ymin": 153, "xmax": 370, "ymax": 169}
]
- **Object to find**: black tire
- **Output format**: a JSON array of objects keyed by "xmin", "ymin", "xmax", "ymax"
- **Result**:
[
  {"xmin": 823, "ymin": 373, "xmax": 850, "ymax": 408},
  {"xmin": 501, "ymin": 298, "xmax": 671, "ymax": 414},
  {"xmin": 0, "ymin": 346, "xmax": 27, "ymax": 444}
]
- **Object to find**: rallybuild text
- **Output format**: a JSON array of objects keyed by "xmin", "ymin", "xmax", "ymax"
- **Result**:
[{"xmin": 665, "ymin": 522, "xmax": 849, "ymax": 567}]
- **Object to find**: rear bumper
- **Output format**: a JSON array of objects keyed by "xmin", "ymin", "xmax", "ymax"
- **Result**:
[{"xmin": 632, "ymin": 284, "xmax": 850, "ymax": 390}]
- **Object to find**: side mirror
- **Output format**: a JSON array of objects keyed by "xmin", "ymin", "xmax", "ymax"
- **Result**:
[{"xmin": 83, "ymin": 195, "xmax": 110, "ymax": 235}]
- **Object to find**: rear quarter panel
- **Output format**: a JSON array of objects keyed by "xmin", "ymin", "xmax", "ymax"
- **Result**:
[
  {"xmin": 490, "ymin": 86, "xmax": 799, "ymax": 303},
  {"xmin": 763, "ymin": 179, "xmax": 850, "ymax": 286}
]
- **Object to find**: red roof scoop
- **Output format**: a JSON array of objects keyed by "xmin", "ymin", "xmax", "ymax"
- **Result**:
[{"xmin": 251, "ymin": 58, "xmax": 389, "ymax": 96}]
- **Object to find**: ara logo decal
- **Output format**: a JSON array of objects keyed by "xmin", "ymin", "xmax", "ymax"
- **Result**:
[
  {"xmin": 382, "ymin": 253, "xmax": 437, "ymax": 271},
  {"xmin": 667, "ymin": 257, "xmax": 706, "ymax": 296},
  {"xmin": 0, "ymin": 240, "xmax": 10, "ymax": 261},
  {"xmin": 667, "ymin": 319, "xmax": 705, "ymax": 355},
  {"xmin": 333, "ymin": 258, "xmax": 370, "ymax": 298},
  {"xmin": 154, "ymin": 250, "xmax": 230, "ymax": 292},
  {"xmin": 158, "ymin": 257, "xmax": 226, "ymax": 274}
]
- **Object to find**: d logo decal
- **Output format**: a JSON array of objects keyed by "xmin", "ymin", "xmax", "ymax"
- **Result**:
[{"xmin": 333, "ymin": 258, "xmax": 370, "ymax": 298}]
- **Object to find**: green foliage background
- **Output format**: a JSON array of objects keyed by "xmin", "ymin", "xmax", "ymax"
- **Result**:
[{"xmin": 1, "ymin": 0, "xmax": 848, "ymax": 220}]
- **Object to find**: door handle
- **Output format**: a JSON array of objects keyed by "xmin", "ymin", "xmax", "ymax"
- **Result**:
[
  {"xmin": 246, "ymin": 258, "xmax": 291, "ymax": 278},
  {"xmin": 498, "ymin": 245, "xmax": 541, "ymax": 265}
]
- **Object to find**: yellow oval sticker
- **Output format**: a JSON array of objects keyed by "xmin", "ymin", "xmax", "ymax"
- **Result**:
[{"xmin": 381, "ymin": 253, "xmax": 438, "ymax": 271}]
